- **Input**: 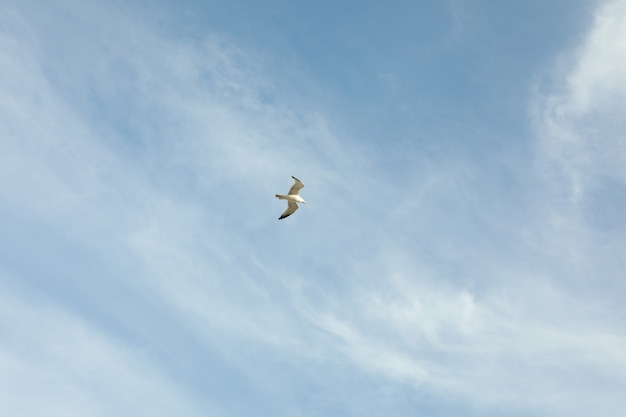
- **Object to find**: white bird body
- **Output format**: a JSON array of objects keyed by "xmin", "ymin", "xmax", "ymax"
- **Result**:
[
  {"xmin": 275, "ymin": 194, "xmax": 306, "ymax": 204},
  {"xmin": 275, "ymin": 176, "xmax": 306, "ymax": 219}
]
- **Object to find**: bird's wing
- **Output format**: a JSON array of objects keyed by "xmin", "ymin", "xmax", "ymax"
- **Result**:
[
  {"xmin": 279, "ymin": 201, "xmax": 299, "ymax": 220},
  {"xmin": 288, "ymin": 176, "xmax": 304, "ymax": 195}
]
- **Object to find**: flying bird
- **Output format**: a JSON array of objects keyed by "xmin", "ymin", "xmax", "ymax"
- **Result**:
[{"xmin": 275, "ymin": 176, "xmax": 306, "ymax": 219}]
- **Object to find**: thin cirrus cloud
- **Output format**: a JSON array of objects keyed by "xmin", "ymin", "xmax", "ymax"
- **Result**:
[
  {"xmin": 1, "ymin": 0, "xmax": 626, "ymax": 416},
  {"xmin": 531, "ymin": 0, "xmax": 626, "ymax": 289}
]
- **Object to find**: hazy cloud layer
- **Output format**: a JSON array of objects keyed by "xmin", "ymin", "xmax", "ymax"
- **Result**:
[{"xmin": 1, "ymin": 0, "xmax": 625, "ymax": 416}]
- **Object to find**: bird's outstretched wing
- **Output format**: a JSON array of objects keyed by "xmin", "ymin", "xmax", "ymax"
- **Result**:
[
  {"xmin": 279, "ymin": 201, "xmax": 299, "ymax": 220},
  {"xmin": 288, "ymin": 176, "xmax": 304, "ymax": 195}
]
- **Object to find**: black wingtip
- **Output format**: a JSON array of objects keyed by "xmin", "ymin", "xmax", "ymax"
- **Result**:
[{"xmin": 291, "ymin": 175, "xmax": 301, "ymax": 182}]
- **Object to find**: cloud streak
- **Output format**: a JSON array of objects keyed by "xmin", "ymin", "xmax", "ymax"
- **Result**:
[{"xmin": 1, "ymin": 0, "xmax": 625, "ymax": 416}]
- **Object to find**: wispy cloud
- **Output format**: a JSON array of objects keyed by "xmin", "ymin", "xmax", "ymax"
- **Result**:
[
  {"xmin": 533, "ymin": 0, "xmax": 626, "ymax": 202},
  {"xmin": 0, "ymin": 274, "xmax": 213, "ymax": 417},
  {"xmin": 0, "ymin": 1, "xmax": 366, "ymax": 414},
  {"xmin": 1, "ymin": 0, "xmax": 625, "ymax": 416}
]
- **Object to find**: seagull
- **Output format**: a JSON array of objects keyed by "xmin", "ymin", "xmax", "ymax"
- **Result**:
[{"xmin": 275, "ymin": 176, "xmax": 306, "ymax": 220}]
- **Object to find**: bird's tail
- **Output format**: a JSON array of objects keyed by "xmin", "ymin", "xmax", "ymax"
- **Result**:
[{"xmin": 275, "ymin": 194, "xmax": 285, "ymax": 200}]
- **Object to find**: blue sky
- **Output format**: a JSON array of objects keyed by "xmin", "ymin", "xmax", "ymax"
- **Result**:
[{"xmin": 1, "ymin": 0, "xmax": 626, "ymax": 416}]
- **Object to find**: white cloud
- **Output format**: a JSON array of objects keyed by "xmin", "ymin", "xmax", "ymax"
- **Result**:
[
  {"xmin": 0, "ymin": 275, "xmax": 212, "ymax": 417},
  {"xmin": 288, "ymin": 2, "xmax": 626, "ymax": 414},
  {"xmin": 562, "ymin": 1, "xmax": 626, "ymax": 117},
  {"xmin": 533, "ymin": 0, "xmax": 626, "ymax": 201},
  {"xmin": 2, "ymin": 0, "xmax": 626, "ymax": 416},
  {"xmin": 0, "ymin": 1, "xmax": 337, "ymax": 414},
  {"xmin": 296, "ymin": 244, "xmax": 626, "ymax": 415},
  {"xmin": 529, "ymin": 0, "xmax": 626, "ymax": 299}
]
